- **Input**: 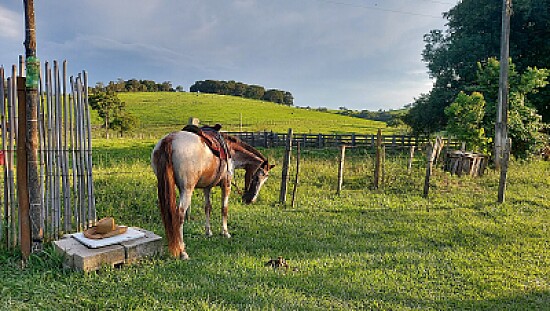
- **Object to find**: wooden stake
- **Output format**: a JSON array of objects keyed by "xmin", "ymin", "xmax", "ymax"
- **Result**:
[
  {"xmin": 291, "ymin": 143, "xmax": 300, "ymax": 208},
  {"xmin": 337, "ymin": 145, "xmax": 346, "ymax": 194},
  {"xmin": 279, "ymin": 128, "xmax": 293, "ymax": 205},
  {"xmin": 374, "ymin": 129, "xmax": 382, "ymax": 189},
  {"xmin": 423, "ymin": 140, "xmax": 439, "ymax": 198},
  {"xmin": 407, "ymin": 146, "xmax": 415, "ymax": 172}
]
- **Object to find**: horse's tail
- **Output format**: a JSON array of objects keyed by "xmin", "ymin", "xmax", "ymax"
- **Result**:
[{"xmin": 152, "ymin": 137, "xmax": 183, "ymax": 257}]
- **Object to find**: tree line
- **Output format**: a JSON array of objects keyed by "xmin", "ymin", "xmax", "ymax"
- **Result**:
[
  {"xmin": 190, "ymin": 80, "xmax": 294, "ymax": 106},
  {"xmin": 91, "ymin": 78, "xmax": 183, "ymax": 93},
  {"xmin": 404, "ymin": 0, "xmax": 550, "ymax": 157}
]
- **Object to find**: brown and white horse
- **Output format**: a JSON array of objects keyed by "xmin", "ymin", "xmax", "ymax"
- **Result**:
[{"xmin": 151, "ymin": 130, "xmax": 274, "ymax": 259}]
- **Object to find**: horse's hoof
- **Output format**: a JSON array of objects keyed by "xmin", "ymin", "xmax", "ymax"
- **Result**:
[
  {"xmin": 206, "ymin": 231, "xmax": 213, "ymax": 237},
  {"xmin": 222, "ymin": 232, "xmax": 231, "ymax": 238},
  {"xmin": 180, "ymin": 252, "xmax": 190, "ymax": 260}
]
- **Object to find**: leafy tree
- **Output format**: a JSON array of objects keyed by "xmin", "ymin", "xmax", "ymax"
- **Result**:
[
  {"xmin": 88, "ymin": 91, "xmax": 138, "ymax": 138},
  {"xmin": 445, "ymin": 92, "xmax": 490, "ymax": 153},
  {"xmin": 262, "ymin": 89, "xmax": 284, "ymax": 104},
  {"xmin": 407, "ymin": 0, "xmax": 550, "ymax": 135},
  {"xmin": 472, "ymin": 58, "xmax": 548, "ymax": 157}
]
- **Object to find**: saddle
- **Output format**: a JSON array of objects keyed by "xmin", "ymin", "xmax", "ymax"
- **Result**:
[{"xmin": 182, "ymin": 124, "xmax": 230, "ymax": 161}]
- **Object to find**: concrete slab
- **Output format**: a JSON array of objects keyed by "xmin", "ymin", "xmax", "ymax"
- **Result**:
[
  {"xmin": 53, "ymin": 227, "xmax": 163, "ymax": 272},
  {"xmin": 121, "ymin": 228, "xmax": 163, "ymax": 263}
]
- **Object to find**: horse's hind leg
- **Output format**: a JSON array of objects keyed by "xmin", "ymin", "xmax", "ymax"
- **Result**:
[
  {"xmin": 220, "ymin": 180, "xmax": 231, "ymax": 238},
  {"xmin": 177, "ymin": 189, "xmax": 193, "ymax": 260},
  {"xmin": 203, "ymin": 188, "xmax": 213, "ymax": 237}
]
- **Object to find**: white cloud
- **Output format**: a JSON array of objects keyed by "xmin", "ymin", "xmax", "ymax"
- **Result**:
[{"xmin": 0, "ymin": 6, "xmax": 22, "ymax": 39}]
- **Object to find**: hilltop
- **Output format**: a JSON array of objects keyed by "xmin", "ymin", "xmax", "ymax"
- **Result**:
[{"xmin": 117, "ymin": 92, "xmax": 397, "ymax": 136}]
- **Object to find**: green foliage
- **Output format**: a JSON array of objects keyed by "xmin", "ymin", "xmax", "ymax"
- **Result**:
[
  {"xmin": 473, "ymin": 58, "xmax": 548, "ymax": 157},
  {"xmin": 1, "ymin": 141, "xmax": 549, "ymax": 310},
  {"xmin": 407, "ymin": 0, "xmax": 550, "ymax": 135},
  {"xmin": 88, "ymin": 91, "xmax": 139, "ymax": 137},
  {"xmin": 92, "ymin": 78, "xmax": 175, "ymax": 93},
  {"xmin": 190, "ymin": 80, "xmax": 294, "ymax": 105},
  {"xmin": 445, "ymin": 91, "xmax": 490, "ymax": 153}
]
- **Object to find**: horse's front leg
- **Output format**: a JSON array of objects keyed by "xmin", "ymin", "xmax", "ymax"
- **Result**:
[
  {"xmin": 203, "ymin": 188, "xmax": 213, "ymax": 237},
  {"xmin": 221, "ymin": 179, "xmax": 231, "ymax": 238}
]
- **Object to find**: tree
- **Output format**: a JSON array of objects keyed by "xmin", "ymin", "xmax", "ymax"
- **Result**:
[
  {"xmin": 473, "ymin": 58, "xmax": 548, "ymax": 157},
  {"xmin": 407, "ymin": 0, "xmax": 550, "ymax": 134},
  {"xmin": 445, "ymin": 92, "xmax": 490, "ymax": 153},
  {"xmin": 88, "ymin": 91, "xmax": 137, "ymax": 138}
]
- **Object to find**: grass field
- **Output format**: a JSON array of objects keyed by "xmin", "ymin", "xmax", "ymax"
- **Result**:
[
  {"xmin": 113, "ymin": 92, "xmax": 396, "ymax": 137},
  {"xmin": 1, "ymin": 137, "xmax": 549, "ymax": 310}
]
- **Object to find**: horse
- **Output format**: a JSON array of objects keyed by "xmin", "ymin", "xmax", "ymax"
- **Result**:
[{"xmin": 151, "ymin": 128, "xmax": 274, "ymax": 259}]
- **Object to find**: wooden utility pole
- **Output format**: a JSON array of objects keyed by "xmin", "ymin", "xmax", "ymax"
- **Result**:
[
  {"xmin": 23, "ymin": 0, "xmax": 43, "ymax": 254},
  {"xmin": 495, "ymin": 0, "xmax": 512, "ymax": 170}
]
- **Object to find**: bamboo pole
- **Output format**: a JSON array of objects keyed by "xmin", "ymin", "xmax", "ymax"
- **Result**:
[
  {"xmin": 62, "ymin": 61, "xmax": 71, "ymax": 232},
  {"xmin": 1, "ymin": 67, "xmax": 7, "ymax": 245},
  {"xmin": 8, "ymin": 72, "xmax": 17, "ymax": 247},
  {"xmin": 83, "ymin": 72, "xmax": 96, "ymax": 223},
  {"xmin": 69, "ymin": 77, "xmax": 78, "ymax": 229},
  {"xmin": 78, "ymin": 76, "xmax": 89, "ymax": 227},
  {"xmin": 45, "ymin": 62, "xmax": 53, "ymax": 240},
  {"xmin": 37, "ymin": 64, "xmax": 46, "ymax": 241},
  {"xmin": 53, "ymin": 61, "xmax": 62, "ymax": 239},
  {"xmin": 291, "ymin": 143, "xmax": 301, "ymax": 209}
]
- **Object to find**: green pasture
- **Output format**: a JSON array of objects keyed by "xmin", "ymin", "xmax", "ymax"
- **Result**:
[
  {"xmin": 113, "ymin": 92, "xmax": 394, "ymax": 137},
  {"xmin": 1, "ymin": 137, "xmax": 549, "ymax": 310}
]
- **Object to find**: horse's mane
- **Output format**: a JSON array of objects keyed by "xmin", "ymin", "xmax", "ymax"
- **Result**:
[{"xmin": 221, "ymin": 132, "xmax": 267, "ymax": 162}]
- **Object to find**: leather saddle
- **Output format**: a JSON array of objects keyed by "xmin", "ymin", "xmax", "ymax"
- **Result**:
[{"xmin": 182, "ymin": 124, "xmax": 230, "ymax": 161}]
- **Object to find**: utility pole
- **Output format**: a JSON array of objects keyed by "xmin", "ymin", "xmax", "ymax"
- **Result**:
[
  {"xmin": 23, "ymin": 0, "xmax": 43, "ymax": 255},
  {"xmin": 495, "ymin": 0, "xmax": 512, "ymax": 170}
]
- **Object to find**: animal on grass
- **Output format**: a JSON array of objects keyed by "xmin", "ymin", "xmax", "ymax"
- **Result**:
[{"xmin": 151, "ymin": 125, "xmax": 275, "ymax": 259}]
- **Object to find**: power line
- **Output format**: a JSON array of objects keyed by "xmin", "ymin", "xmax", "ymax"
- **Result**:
[{"xmin": 312, "ymin": 0, "xmax": 448, "ymax": 18}]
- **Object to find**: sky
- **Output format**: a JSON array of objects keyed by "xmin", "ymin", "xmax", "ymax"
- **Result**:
[{"xmin": 0, "ymin": 0, "xmax": 458, "ymax": 111}]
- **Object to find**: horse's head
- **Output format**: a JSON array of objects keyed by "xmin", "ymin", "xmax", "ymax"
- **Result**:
[{"xmin": 242, "ymin": 160, "xmax": 275, "ymax": 204}]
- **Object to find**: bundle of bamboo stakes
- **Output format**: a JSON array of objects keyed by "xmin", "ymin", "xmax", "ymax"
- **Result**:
[{"xmin": 1, "ymin": 59, "xmax": 96, "ymax": 248}]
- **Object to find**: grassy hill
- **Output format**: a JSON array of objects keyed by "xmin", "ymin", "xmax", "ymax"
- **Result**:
[{"xmin": 115, "ymin": 92, "xmax": 396, "ymax": 137}]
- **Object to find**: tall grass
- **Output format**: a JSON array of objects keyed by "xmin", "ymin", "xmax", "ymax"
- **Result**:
[{"xmin": 1, "ymin": 138, "xmax": 548, "ymax": 310}]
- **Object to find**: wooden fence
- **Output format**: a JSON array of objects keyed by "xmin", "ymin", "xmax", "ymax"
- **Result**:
[
  {"xmin": 225, "ymin": 131, "xmax": 461, "ymax": 150},
  {"xmin": 1, "ymin": 60, "xmax": 95, "ymax": 249}
]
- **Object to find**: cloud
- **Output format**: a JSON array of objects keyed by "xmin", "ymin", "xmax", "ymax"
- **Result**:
[
  {"xmin": 1, "ymin": 0, "xmax": 457, "ymax": 110},
  {"xmin": 0, "ymin": 5, "xmax": 22, "ymax": 39}
]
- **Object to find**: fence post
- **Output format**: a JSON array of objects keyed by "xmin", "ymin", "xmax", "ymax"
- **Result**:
[
  {"xmin": 279, "ymin": 128, "xmax": 293, "ymax": 205},
  {"xmin": 374, "ymin": 129, "xmax": 382, "ymax": 189},
  {"xmin": 17, "ymin": 76, "xmax": 31, "ymax": 257},
  {"xmin": 407, "ymin": 146, "xmax": 415, "ymax": 172},
  {"xmin": 291, "ymin": 143, "xmax": 301, "ymax": 208},
  {"xmin": 423, "ymin": 139, "xmax": 440, "ymax": 198},
  {"xmin": 337, "ymin": 145, "xmax": 346, "ymax": 194}
]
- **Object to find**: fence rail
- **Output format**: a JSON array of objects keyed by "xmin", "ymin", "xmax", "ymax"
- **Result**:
[{"xmin": 224, "ymin": 131, "xmax": 461, "ymax": 150}]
